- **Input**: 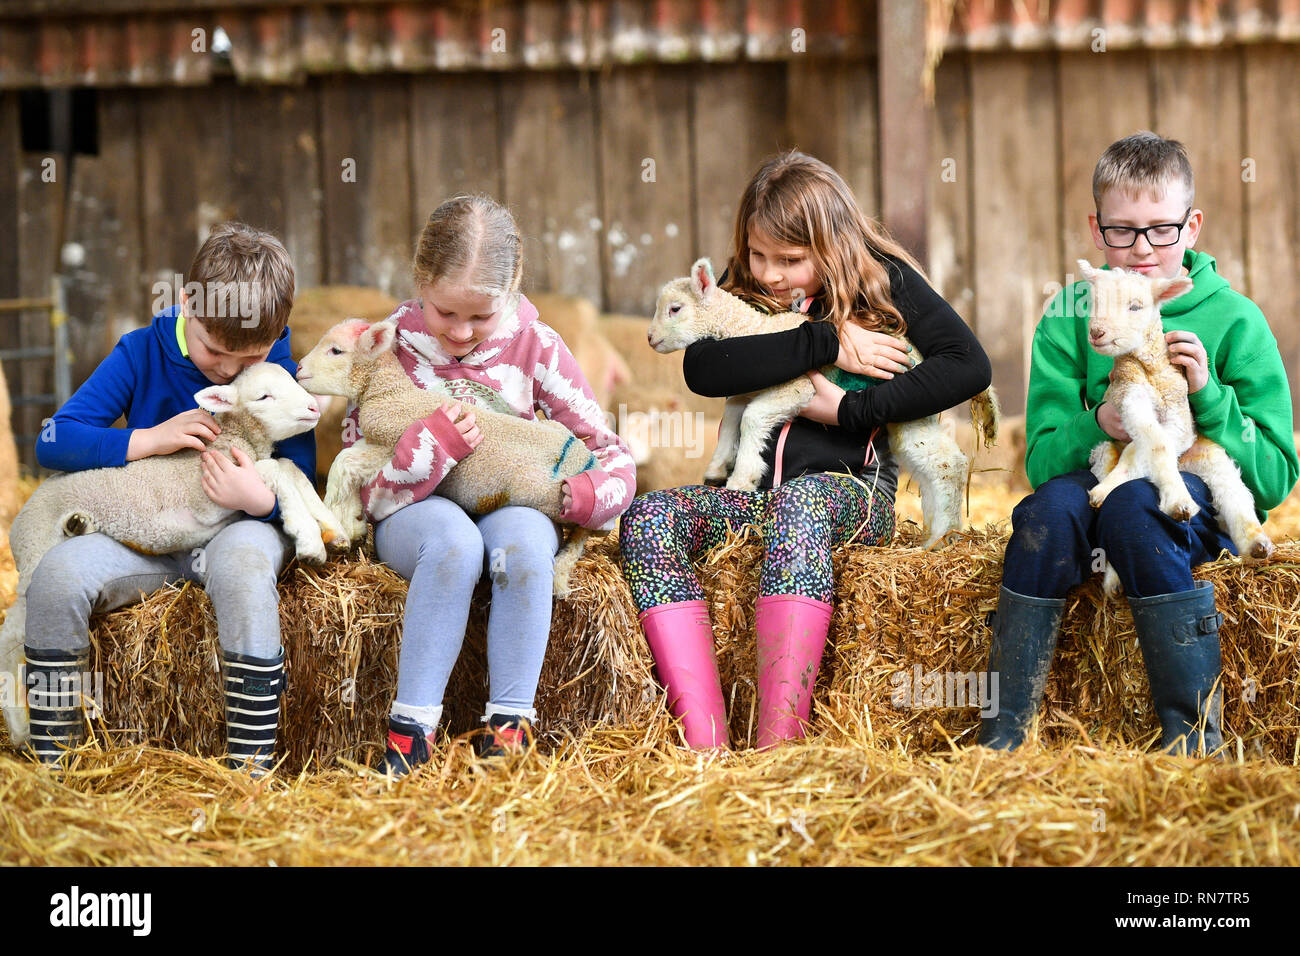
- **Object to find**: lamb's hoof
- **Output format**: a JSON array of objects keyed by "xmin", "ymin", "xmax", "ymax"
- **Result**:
[
  {"xmin": 702, "ymin": 470, "xmax": 728, "ymax": 487},
  {"xmin": 61, "ymin": 512, "xmax": 95, "ymax": 536},
  {"xmin": 922, "ymin": 529, "xmax": 961, "ymax": 552},
  {"xmin": 295, "ymin": 539, "xmax": 328, "ymax": 566},
  {"xmin": 340, "ymin": 515, "xmax": 368, "ymax": 544},
  {"xmin": 1162, "ymin": 496, "xmax": 1199, "ymax": 522},
  {"xmin": 1087, "ymin": 488, "xmax": 1107, "ymax": 509},
  {"xmin": 1102, "ymin": 565, "xmax": 1123, "ymax": 599},
  {"xmin": 1249, "ymin": 534, "xmax": 1275, "ymax": 560},
  {"xmin": 320, "ymin": 523, "xmax": 352, "ymax": 551},
  {"xmin": 724, "ymin": 474, "xmax": 760, "ymax": 492}
]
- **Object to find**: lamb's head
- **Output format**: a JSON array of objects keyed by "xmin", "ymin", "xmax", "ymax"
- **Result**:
[
  {"xmin": 1078, "ymin": 258, "xmax": 1193, "ymax": 357},
  {"xmin": 649, "ymin": 258, "xmax": 731, "ymax": 353},
  {"xmin": 296, "ymin": 319, "xmax": 399, "ymax": 399},
  {"xmin": 195, "ymin": 363, "xmax": 321, "ymax": 442}
]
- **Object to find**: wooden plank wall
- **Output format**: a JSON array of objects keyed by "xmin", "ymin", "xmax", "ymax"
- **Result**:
[{"xmin": 4, "ymin": 44, "xmax": 1300, "ymax": 470}]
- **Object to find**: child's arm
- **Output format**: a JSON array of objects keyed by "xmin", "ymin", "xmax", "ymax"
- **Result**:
[
  {"xmin": 836, "ymin": 259, "xmax": 992, "ymax": 432},
  {"xmin": 682, "ymin": 322, "xmax": 841, "ymax": 397},
  {"xmin": 533, "ymin": 338, "xmax": 637, "ymax": 531},
  {"xmin": 1020, "ymin": 289, "xmax": 1110, "ymax": 487},
  {"xmin": 36, "ymin": 340, "xmax": 141, "ymax": 471},
  {"xmin": 357, "ymin": 404, "xmax": 477, "ymax": 523},
  {"xmin": 1188, "ymin": 313, "xmax": 1299, "ymax": 513}
]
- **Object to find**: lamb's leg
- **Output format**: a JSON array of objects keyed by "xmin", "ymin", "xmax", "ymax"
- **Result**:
[
  {"xmin": 552, "ymin": 527, "xmax": 593, "ymax": 598},
  {"xmin": 1, "ymin": 589, "xmax": 29, "ymax": 746},
  {"xmin": 889, "ymin": 417, "xmax": 967, "ymax": 549},
  {"xmin": 704, "ymin": 397, "xmax": 746, "ymax": 485},
  {"xmin": 272, "ymin": 458, "xmax": 350, "ymax": 551},
  {"xmin": 256, "ymin": 459, "xmax": 327, "ymax": 564},
  {"xmin": 726, "ymin": 380, "xmax": 813, "ymax": 492},
  {"xmin": 968, "ymin": 387, "xmax": 1001, "ymax": 448},
  {"xmin": 1179, "ymin": 438, "xmax": 1274, "ymax": 559},
  {"xmin": 323, "ymin": 440, "xmax": 393, "ymax": 542}
]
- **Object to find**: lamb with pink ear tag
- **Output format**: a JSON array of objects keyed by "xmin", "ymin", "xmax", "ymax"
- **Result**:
[{"xmin": 1080, "ymin": 258, "xmax": 1274, "ymax": 597}]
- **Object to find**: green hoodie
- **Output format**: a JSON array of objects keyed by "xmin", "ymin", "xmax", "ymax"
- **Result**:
[{"xmin": 1025, "ymin": 249, "xmax": 1298, "ymax": 519}]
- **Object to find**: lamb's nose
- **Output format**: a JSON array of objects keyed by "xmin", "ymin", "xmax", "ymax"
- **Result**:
[{"xmin": 307, "ymin": 402, "xmax": 319, "ymax": 416}]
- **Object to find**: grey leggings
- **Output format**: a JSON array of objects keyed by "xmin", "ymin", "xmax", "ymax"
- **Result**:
[
  {"xmin": 373, "ymin": 497, "xmax": 560, "ymax": 719},
  {"xmin": 25, "ymin": 520, "xmax": 292, "ymax": 658}
]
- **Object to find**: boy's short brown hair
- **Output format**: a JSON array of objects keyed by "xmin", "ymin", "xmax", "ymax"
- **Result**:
[
  {"xmin": 184, "ymin": 221, "xmax": 295, "ymax": 350},
  {"xmin": 1093, "ymin": 131, "xmax": 1195, "ymax": 209}
]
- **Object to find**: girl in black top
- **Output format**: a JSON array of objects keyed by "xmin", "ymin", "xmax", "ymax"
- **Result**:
[{"xmin": 619, "ymin": 150, "xmax": 991, "ymax": 750}]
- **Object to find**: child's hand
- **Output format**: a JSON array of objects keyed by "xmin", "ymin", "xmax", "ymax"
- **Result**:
[
  {"xmin": 129, "ymin": 409, "xmax": 221, "ymax": 459},
  {"xmin": 800, "ymin": 371, "xmax": 846, "ymax": 425},
  {"xmin": 448, "ymin": 403, "xmax": 483, "ymax": 451},
  {"xmin": 201, "ymin": 446, "xmax": 276, "ymax": 516},
  {"xmin": 835, "ymin": 323, "xmax": 914, "ymax": 380},
  {"xmin": 1096, "ymin": 402, "xmax": 1132, "ymax": 442},
  {"xmin": 1166, "ymin": 330, "xmax": 1209, "ymax": 393},
  {"xmin": 562, "ymin": 478, "xmax": 574, "ymax": 513}
]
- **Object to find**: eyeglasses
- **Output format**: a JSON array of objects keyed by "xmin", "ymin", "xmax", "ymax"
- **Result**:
[{"xmin": 1097, "ymin": 208, "xmax": 1192, "ymax": 248}]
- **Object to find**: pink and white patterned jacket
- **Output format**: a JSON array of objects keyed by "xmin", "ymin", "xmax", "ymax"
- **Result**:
[{"xmin": 344, "ymin": 294, "xmax": 637, "ymax": 530}]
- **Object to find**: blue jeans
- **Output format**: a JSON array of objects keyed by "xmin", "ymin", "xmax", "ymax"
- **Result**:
[{"xmin": 1001, "ymin": 470, "xmax": 1235, "ymax": 600}]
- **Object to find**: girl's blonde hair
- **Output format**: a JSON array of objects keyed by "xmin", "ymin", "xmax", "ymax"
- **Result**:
[
  {"xmin": 413, "ymin": 195, "xmax": 524, "ymax": 301},
  {"xmin": 722, "ymin": 150, "xmax": 926, "ymax": 334}
]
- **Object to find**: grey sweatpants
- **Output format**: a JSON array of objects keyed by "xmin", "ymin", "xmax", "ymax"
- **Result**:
[
  {"xmin": 373, "ymin": 497, "xmax": 560, "ymax": 720},
  {"xmin": 25, "ymin": 520, "xmax": 292, "ymax": 659}
]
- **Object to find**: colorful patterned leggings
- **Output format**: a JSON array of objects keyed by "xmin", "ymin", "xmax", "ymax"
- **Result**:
[{"xmin": 619, "ymin": 472, "xmax": 895, "ymax": 611}]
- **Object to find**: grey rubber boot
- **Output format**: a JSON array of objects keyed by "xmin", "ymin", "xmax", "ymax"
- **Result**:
[
  {"xmin": 24, "ymin": 645, "xmax": 91, "ymax": 765},
  {"xmin": 222, "ymin": 647, "xmax": 286, "ymax": 776},
  {"xmin": 977, "ymin": 587, "xmax": 1067, "ymax": 750},
  {"xmin": 1128, "ymin": 580, "xmax": 1224, "ymax": 756}
]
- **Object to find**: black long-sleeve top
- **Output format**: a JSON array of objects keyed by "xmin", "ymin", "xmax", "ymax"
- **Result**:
[{"xmin": 682, "ymin": 254, "xmax": 992, "ymax": 498}]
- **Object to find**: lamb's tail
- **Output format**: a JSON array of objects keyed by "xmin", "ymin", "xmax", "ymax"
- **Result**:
[{"xmin": 969, "ymin": 387, "xmax": 1001, "ymax": 450}]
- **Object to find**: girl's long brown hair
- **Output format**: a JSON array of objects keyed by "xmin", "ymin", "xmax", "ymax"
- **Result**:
[{"xmin": 722, "ymin": 150, "xmax": 926, "ymax": 334}]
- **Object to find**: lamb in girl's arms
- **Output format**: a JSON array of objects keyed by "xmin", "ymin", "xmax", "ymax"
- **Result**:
[
  {"xmin": 1079, "ymin": 259, "xmax": 1273, "ymax": 595},
  {"xmin": 295, "ymin": 318, "xmax": 601, "ymax": 595},
  {"xmin": 649, "ymin": 258, "xmax": 1000, "ymax": 549}
]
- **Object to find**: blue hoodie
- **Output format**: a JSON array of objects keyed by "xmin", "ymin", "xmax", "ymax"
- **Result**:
[{"xmin": 35, "ymin": 306, "xmax": 317, "ymax": 523}]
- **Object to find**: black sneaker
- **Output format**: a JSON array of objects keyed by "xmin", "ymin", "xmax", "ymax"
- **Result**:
[
  {"xmin": 374, "ymin": 715, "xmax": 436, "ymax": 778},
  {"xmin": 474, "ymin": 714, "xmax": 534, "ymax": 759}
]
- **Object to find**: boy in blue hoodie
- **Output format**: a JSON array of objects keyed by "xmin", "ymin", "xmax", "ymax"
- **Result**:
[{"xmin": 25, "ymin": 221, "xmax": 315, "ymax": 773}]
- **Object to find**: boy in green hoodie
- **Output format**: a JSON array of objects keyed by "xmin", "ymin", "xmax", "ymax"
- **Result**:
[{"xmin": 978, "ymin": 132, "xmax": 1298, "ymax": 755}]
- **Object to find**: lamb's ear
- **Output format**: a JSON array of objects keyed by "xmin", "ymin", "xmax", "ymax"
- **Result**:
[
  {"xmin": 357, "ymin": 320, "xmax": 397, "ymax": 357},
  {"xmin": 1076, "ymin": 259, "xmax": 1099, "ymax": 282},
  {"xmin": 690, "ymin": 258, "xmax": 716, "ymax": 300},
  {"xmin": 195, "ymin": 384, "xmax": 238, "ymax": 414},
  {"xmin": 1152, "ymin": 275, "xmax": 1194, "ymax": 305}
]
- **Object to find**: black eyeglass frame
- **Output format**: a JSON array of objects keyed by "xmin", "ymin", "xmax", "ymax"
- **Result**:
[{"xmin": 1096, "ymin": 207, "xmax": 1193, "ymax": 248}]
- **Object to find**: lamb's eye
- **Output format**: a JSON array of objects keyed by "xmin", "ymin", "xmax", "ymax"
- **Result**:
[
  {"xmin": 328, "ymin": 346, "xmax": 342, "ymax": 355},
  {"xmin": 1129, "ymin": 301, "xmax": 1143, "ymax": 311},
  {"xmin": 669, "ymin": 303, "xmax": 682, "ymax": 316},
  {"xmin": 258, "ymin": 394, "xmax": 271, "ymax": 401}
]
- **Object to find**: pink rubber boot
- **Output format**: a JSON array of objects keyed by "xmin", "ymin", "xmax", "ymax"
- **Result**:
[
  {"xmin": 639, "ymin": 600, "xmax": 730, "ymax": 749},
  {"xmin": 755, "ymin": 594, "xmax": 834, "ymax": 749}
]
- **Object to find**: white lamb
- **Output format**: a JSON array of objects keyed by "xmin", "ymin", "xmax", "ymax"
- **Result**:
[
  {"xmin": 648, "ymin": 258, "xmax": 1000, "ymax": 549},
  {"xmin": 1079, "ymin": 260, "xmax": 1273, "ymax": 595},
  {"xmin": 295, "ymin": 319, "xmax": 601, "ymax": 596},
  {"xmin": 1, "ymin": 362, "xmax": 345, "ymax": 746}
]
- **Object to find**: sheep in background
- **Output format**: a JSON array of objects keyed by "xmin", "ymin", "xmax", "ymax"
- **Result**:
[
  {"xmin": 0, "ymin": 361, "xmax": 18, "ymax": 544},
  {"xmin": 649, "ymin": 258, "xmax": 999, "ymax": 549},
  {"xmin": 529, "ymin": 293, "xmax": 632, "ymax": 411},
  {"xmin": 296, "ymin": 319, "xmax": 600, "ymax": 596},
  {"xmin": 1079, "ymin": 260, "xmax": 1273, "ymax": 595},
  {"xmin": 1, "ymin": 362, "xmax": 344, "ymax": 746}
]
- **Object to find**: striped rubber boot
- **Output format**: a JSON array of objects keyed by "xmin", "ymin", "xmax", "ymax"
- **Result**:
[
  {"xmin": 222, "ymin": 648, "xmax": 286, "ymax": 776},
  {"xmin": 24, "ymin": 645, "xmax": 90, "ymax": 765}
]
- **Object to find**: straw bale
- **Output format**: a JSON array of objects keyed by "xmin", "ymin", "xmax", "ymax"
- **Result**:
[{"xmin": 5, "ymin": 477, "xmax": 1299, "ymax": 770}]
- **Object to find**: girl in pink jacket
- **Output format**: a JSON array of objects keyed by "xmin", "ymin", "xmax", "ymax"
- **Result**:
[{"xmin": 354, "ymin": 196, "xmax": 636, "ymax": 775}]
